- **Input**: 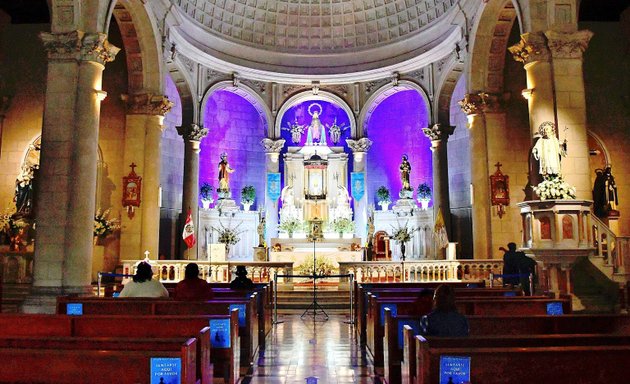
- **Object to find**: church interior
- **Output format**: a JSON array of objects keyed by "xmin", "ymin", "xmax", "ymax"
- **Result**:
[{"xmin": 0, "ymin": 0, "xmax": 628, "ymax": 383}]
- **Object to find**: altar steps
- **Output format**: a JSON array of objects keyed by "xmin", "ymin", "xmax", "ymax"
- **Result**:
[{"xmin": 275, "ymin": 286, "xmax": 352, "ymax": 314}]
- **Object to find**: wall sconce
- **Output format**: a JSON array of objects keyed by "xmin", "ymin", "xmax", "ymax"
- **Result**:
[
  {"xmin": 490, "ymin": 162, "xmax": 510, "ymax": 219},
  {"xmin": 521, "ymin": 88, "xmax": 534, "ymax": 100},
  {"xmin": 122, "ymin": 162, "xmax": 142, "ymax": 218}
]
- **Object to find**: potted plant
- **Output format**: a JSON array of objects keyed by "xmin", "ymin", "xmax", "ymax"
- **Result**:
[
  {"xmin": 417, "ymin": 182, "xmax": 432, "ymax": 210},
  {"xmin": 241, "ymin": 185, "xmax": 256, "ymax": 211},
  {"xmin": 376, "ymin": 186, "xmax": 391, "ymax": 211},
  {"xmin": 200, "ymin": 182, "xmax": 214, "ymax": 210}
]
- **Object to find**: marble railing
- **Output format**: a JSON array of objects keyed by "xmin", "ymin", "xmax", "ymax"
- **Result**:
[
  {"xmin": 338, "ymin": 259, "xmax": 503, "ymax": 283},
  {"xmin": 120, "ymin": 260, "xmax": 293, "ymax": 283},
  {"xmin": 120, "ymin": 259, "xmax": 502, "ymax": 284}
]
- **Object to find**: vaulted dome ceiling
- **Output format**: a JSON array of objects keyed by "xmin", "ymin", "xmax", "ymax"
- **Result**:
[{"xmin": 168, "ymin": 0, "xmax": 466, "ymax": 81}]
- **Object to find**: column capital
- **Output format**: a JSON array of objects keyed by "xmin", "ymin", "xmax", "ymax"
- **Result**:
[
  {"xmin": 260, "ymin": 138, "xmax": 286, "ymax": 153},
  {"xmin": 544, "ymin": 30, "xmax": 593, "ymax": 59},
  {"xmin": 40, "ymin": 30, "xmax": 120, "ymax": 65},
  {"xmin": 345, "ymin": 137, "xmax": 373, "ymax": 153},
  {"xmin": 422, "ymin": 123, "xmax": 455, "ymax": 142},
  {"xmin": 177, "ymin": 123, "xmax": 208, "ymax": 142},
  {"xmin": 122, "ymin": 93, "xmax": 174, "ymax": 116},
  {"xmin": 458, "ymin": 92, "xmax": 501, "ymax": 115},
  {"xmin": 508, "ymin": 32, "xmax": 550, "ymax": 65}
]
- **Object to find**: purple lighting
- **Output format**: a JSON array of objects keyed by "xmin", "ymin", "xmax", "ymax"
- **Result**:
[
  {"xmin": 199, "ymin": 90, "xmax": 266, "ymax": 209},
  {"xmin": 366, "ymin": 89, "xmax": 432, "ymax": 205},
  {"xmin": 279, "ymin": 100, "xmax": 352, "ymax": 147}
]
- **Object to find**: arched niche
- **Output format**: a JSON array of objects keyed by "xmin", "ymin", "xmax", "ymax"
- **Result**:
[
  {"xmin": 363, "ymin": 87, "xmax": 432, "ymax": 206},
  {"xmin": 198, "ymin": 88, "xmax": 268, "ymax": 210},
  {"xmin": 275, "ymin": 91, "xmax": 356, "ymax": 140}
]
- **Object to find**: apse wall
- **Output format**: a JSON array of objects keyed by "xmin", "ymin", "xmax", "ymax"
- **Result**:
[
  {"xmin": 366, "ymin": 90, "xmax": 431, "ymax": 206},
  {"xmin": 200, "ymin": 90, "xmax": 266, "ymax": 210}
]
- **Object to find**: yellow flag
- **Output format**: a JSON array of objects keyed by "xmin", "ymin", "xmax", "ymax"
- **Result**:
[{"xmin": 434, "ymin": 208, "xmax": 449, "ymax": 249}]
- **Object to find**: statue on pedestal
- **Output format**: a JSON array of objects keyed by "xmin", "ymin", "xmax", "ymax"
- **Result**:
[
  {"xmin": 218, "ymin": 152, "xmax": 235, "ymax": 196},
  {"xmin": 305, "ymin": 103, "xmax": 327, "ymax": 145},
  {"xmin": 399, "ymin": 154, "xmax": 413, "ymax": 199},
  {"xmin": 593, "ymin": 166, "xmax": 619, "ymax": 217},
  {"xmin": 532, "ymin": 122, "xmax": 566, "ymax": 176}
]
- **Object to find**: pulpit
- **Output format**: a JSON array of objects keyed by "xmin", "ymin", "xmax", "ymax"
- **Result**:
[{"xmin": 373, "ymin": 230, "xmax": 391, "ymax": 261}]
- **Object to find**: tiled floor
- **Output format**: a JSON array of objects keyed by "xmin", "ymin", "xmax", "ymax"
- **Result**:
[{"xmin": 242, "ymin": 313, "xmax": 378, "ymax": 384}]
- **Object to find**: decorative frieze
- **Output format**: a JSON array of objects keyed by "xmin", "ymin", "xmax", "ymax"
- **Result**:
[
  {"xmin": 40, "ymin": 31, "xmax": 119, "ymax": 65},
  {"xmin": 346, "ymin": 138, "xmax": 373, "ymax": 153},
  {"xmin": 177, "ymin": 123, "xmax": 208, "ymax": 142},
  {"xmin": 545, "ymin": 30, "xmax": 593, "ymax": 59},
  {"xmin": 260, "ymin": 138, "xmax": 286, "ymax": 153},
  {"xmin": 122, "ymin": 93, "xmax": 174, "ymax": 116},
  {"xmin": 508, "ymin": 32, "xmax": 549, "ymax": 64}
]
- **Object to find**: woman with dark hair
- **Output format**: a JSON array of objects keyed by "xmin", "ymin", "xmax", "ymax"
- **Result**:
[
  {"xmin": 420, "ymin": 284, "xmax": 469, "ymax": 337},
  {"xmin": 173, "ymin": 263, "xmax": 213, "ymax": 300},
  {"xmin": 118, "ymin": 261, "xmax": 169, "ymax": 298}
]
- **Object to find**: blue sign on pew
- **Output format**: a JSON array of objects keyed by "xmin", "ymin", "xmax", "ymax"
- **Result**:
[
  {"xmin": 380, "ymin": 304, "xmax": 397, "ymax": 326},
  {"xmin": 210, "ymin": 318, "xmax": 231, "ymax": 348},
  {"xmin": 397, "ymin": 319, "xmax": 421, "ymax": 349},
  {"xmin": 229, "ymin": 304, "xmax": 247, "ymax": 327},
  {"xmin": 503, "ymin": 291, "xmax": 517, "ymax": 297},
  {"xmin": 66, "ymin": 303, "xmax": 83, "ymax": 316},
  {"xmin": 150, "ymin": 357, "xmax": 181, "ymax": 384},
  {"xmin": 546, "ymin": 301, "xmax": 564, "ymax": 315},
  {"xmin": 439, "ymin": 355, "xmax": 471, "ymax": 384}
]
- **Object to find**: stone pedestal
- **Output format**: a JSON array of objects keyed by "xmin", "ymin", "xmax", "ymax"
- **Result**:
[
  {"xmin": 217, "ymin": 198, "xmax": 238, "ymax": 213},
  {"xmin": 517, "ymin": 199, "xmax": 594, "ymax": 308},
  {"xmin": 393, "ymin": 198, "xmax": 416, "ymax": 215},
  {"xmin": 253, "ymin": 247, "xmax": 268, "ymax": 261}
]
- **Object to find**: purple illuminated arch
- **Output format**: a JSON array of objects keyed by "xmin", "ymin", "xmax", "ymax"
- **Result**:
[
  {"xmin": 366, "ymin": 89, "xmax": 432, "ymax": 205},
  {"xmin": 199, "ymin": 90, "xmax": 267, "ymax": 209}
]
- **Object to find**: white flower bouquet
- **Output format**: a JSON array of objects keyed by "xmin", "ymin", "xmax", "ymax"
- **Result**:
[
  {"xmin": 94, "ymin": 209, "xmax": 120, "ymax": 238},
  {"xmin": 533, "ymin": 175, "xmax": 576, "ymax": 200},
  {"xmin": 391, "ymin": 221, "xmax": 417, "ymax": 243},
  {"xmin": 213, "ymin": 221, "xmax": 245, "ymax": 246},
  {"xmin": 279, "ymin": 216, "xmax": 303, "ymax": 234}
]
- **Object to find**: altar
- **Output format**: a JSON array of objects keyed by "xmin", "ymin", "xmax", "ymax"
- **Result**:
[{"xmin": 269, "ymin": 237, "xmax": 362, "ymax": 268}]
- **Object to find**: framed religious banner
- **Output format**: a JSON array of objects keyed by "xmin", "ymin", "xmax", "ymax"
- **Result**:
[
  {"xmin": 122, "ymin": 162, "xmax": 142, "ymax": 217},
  {"xmin": 490, "ymin": 162, "xmax": 509, "ymax": 218}
]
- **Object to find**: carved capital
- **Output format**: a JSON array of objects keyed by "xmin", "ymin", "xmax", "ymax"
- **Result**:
[
  {"xmin": 346, "ymin": 137, "xmax": 373, "ymax": 152},
  {"xmin": 177, "ymin": 123, "xmax": 208, "ymax": 142},
  {"xmin": 422, "ymin": 123, "xmax": 455, "ymax": 142},
  {"xmin": 260, "ymin": 138, "xmax": 286, "ymax": 153},
  {"xmin": 545, "ymin": 30, "xmax": 593, "ymax": 59},
  {"xmin": 40, "ymin": 31, "xmax": 119, "ymax": 65},
  {"xmin": 122, "ymin": 93, "xmax": 173, "ymax": 116},
  {"xmin": 508, "ymin": 32, "xmax": 550, "ymax": 64},
  {"xmin": 458, "ymin": 92, "xmax": 501, "ymax": 115}
]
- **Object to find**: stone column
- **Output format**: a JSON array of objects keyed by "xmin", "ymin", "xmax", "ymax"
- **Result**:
[
  {"xmin": 261, "ymin": 138, "xmax": 286, "ymax": 246},
  {"xmin": 23, "ymin": 31, "xmax": 119, "ymax": 313},
  {"xmin": 346, "ymin": 138, "xmax": 373, "ymax": 243},
  {"xmin": 459, "ymin": 94, "xmax": 492, "ymax": 259},
  {"xmin": 422, "ymin": 124, "xmax": 455, "ymax": 234},
  {"xmin": 177, "ymin": 124, "xmax": 208, "ymax": 259},
  {"xmin": 545, "ymin": 30, "xmax": 593, "ymax": 199},
  {"xmin": 120, "ymin": 94, "xmax": 173, "ymax": 261}
]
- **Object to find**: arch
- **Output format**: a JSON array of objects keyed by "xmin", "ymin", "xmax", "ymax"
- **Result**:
[
  {"xmin": 201, "ymin": 81, "xmax": 272, "ymax": 135},
  {"xmin": 276, "ymin": 91, "xmax": 356, "ymax": 140},
  {"xmin": 359, "ymin": 80, "xmax": 431, "ymax": 136},
  {"xmin": 435, "ymin": 59, "xmax": 465, "ymax": 125},
  {"xmin": 166, "ymin": 60, "xmax": 196, "ymax": 126},
  {"xmin": 105, "ymin": 0, "xmax": 164, "ymax": 94},
  {"xmin": 466, "ymin": 0, "xmax": 523, "ymax": 93},
  {"xmin": 588, "ymin": 131, "xmax": 612, "ymax": 167}
]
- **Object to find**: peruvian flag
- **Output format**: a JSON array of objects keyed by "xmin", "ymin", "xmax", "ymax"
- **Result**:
[{"xmin": 182, "ymin": 209, "xmax": 196, "ymax": 249}]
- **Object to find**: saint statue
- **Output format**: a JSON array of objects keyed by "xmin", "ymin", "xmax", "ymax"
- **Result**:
[
  {"xmin": 305, "ymin": 103, "xmax": 327, "ymax": 145},
  {"xmin": 532, "ymin": 122, "xmax": 566, "ymax": 176},
  {"xmin": 218, "ymin": 153, "xmax": 235, "ymax": 192},
  {"xmin": 14, "ymin": 164, "xmax": 35, "ymax": 216},
  {"xmin": 604, "ymin": 166, "xmax": 618, "ymax": 211},
  {"xmin": 400, "ymin": 155, "xmax": 412, "ymax": 191},
  {"xmin": 257, "ymin": 216, "xmax": 266, "ymax": 247}
]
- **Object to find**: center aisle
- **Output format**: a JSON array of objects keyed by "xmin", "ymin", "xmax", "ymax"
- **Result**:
[{"xmin": 242, "ymin": 314, "xmax": 378, "ymax": 384}]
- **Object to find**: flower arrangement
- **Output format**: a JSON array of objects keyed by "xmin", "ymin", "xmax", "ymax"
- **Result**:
[
  {"xmin": 295, "ymin": 256, "xmax": 335, "ymax": 277},
  {"xmin": 200, "ymin": 182, "xmax": 214, "ymax": 201},
  {"xmin": 279, "ymin": 216, "xmax": 302, "ymax": 234},
  {"xmin": 212, "ymin": 221, "xmax": 245, "ymax": 246},
  {"xmin": 417, "ymin": 183, "xmax": 432, "ymax": 200},
  {"xmin": 94, "ymin": 209, "xmax": 120, "ymax": 238},
  {"xmin": 391, "ymin": 221, "xmax": 417, "ymax": 243},
  {"xmin": 376, "ymin": 186, "xmax": 391, "ymax": 204},
  {"xmin": 241, "ymin": 185, "xmax": 256, "ymax": 204},
  {"xmin": 330, "ymin": 217, "xmax": 355, "ymax": 234},
  {"xmin": 533, "ymin": 175, "xmax": 576, "ymax": 200}
]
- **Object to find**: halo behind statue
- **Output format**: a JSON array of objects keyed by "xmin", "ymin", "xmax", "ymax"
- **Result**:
[
  {"xmin": 538, "ymin": 121, "xmax": 556, "ymax": 137},
  {"xmin": 308, "ymin": 102, "xmax": 323, "ymax": 117}
]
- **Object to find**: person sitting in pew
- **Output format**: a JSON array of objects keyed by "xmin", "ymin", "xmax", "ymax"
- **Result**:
[
  {"xmin": 230, "ymin": 265, "xmax": 254, "ymax": 290},
  {"xmin": 174, "ymin": 263, "xmax": 214, "ymax": 300},
  {"xmin": 118, "ymin": 261, "xmax": 169, "ymax": 298},
  {"xmin": 420, "ymin": 284, "xmax": 469, "ymax": 337}
]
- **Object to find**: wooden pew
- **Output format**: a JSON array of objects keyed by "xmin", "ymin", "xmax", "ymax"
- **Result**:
[
  {"xmin": 0, "ymin": 337, "xmax": 198, "ymax": 384},
  {"xmin": 57, "ymin": 295, "xmax": 258, "ymax": 370},
  {"xmin": 413, "ymin": 335, "xmax": 630, "ymax": 384}
]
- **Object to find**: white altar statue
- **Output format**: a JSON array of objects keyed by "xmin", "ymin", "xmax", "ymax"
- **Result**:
[
  {"xmin": 280, "ymin": 184, "xmax": 301, "ymax": 222},
  {"xmin": 305, "ymin": 103, "xmax": 328, "ymax": 146},
  {"xmin": 532, "ymin": 121, "xmax": 566, "ymax": 176},
  {"xmin": 332, "ymin": 185, "xmax": 352, "ymax": 221}
]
